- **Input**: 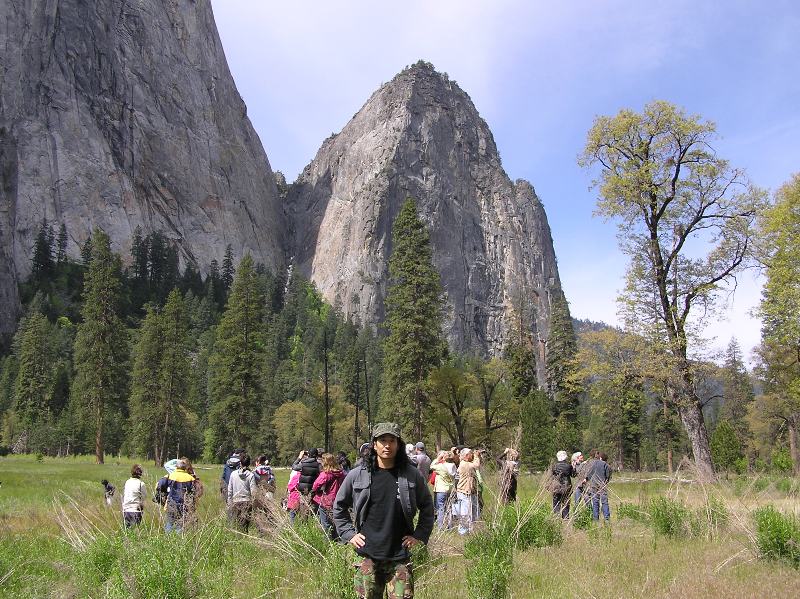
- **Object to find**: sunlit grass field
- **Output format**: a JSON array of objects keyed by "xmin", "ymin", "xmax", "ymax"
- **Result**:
[{"xmin": 1, "ymin": 455, "xmax": 798, "ymax": 598}]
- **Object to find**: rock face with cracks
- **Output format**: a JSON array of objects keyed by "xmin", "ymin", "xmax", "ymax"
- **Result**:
[
  {"xmin": 0, "ymin": 0, "xmax": 566, "ymax": 383},
  {"xmin": 287, "ymin": 62, "xmax": 563, "ymax": 376},
  {"xmin": 0, "ymin": 0, "xmax": 285, "ymax": 336}
]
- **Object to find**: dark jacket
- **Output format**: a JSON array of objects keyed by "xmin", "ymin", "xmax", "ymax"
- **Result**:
[
  {"xmin": 586, "ymin": 459, "xmax": 611, "ymax": 491},
  {"xmin": 292, "ymin": 457, "xmax": 321, "ymax": 495},
  {"xmin": 332, "ymin": 463, "xmax": 434, "ymax": 545},
  {"xmin": 551, "ymin": 461, "xmax": 575, "ymax": 492},
  {"xmin": 164, "ymin": 468, "xmax": 195, "ymax": 510}
]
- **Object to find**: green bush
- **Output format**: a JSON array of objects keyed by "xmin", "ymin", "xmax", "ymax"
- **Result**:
[
  {"xmin": 771, "ymin": 449, "xmax": 793, "ymax": 474},
  {"xmin": 753, "ymin": 506, "xmax": 800, "ymax": 568},
  {"xmin": 571, "ymin": 502, "xmax": 593, "ymax": 530},
  {"xmin": 496, "ymin": 501, "xmax": 562, "ymax": 550},
  {"xmin": 617, "ymin": 502, "xmax": 649, "ymax": 523},
  {"xmin": 649, "ymin": 497, "xmax": 693, "ymax": 538}
]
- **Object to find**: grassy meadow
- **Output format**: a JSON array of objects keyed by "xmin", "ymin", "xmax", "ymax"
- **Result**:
[{"xmin": 1, "ymin": 455, "xmax": 799, "ymax": 598}]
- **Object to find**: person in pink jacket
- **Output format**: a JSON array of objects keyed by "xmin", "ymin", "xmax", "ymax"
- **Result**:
[
  {"xmin": 311, "ymin": 453, "xmax": 346, "ymax": 539},
  {"xmin": 286, "ymin": 469, "xmax": 302, "ymax": 524}
]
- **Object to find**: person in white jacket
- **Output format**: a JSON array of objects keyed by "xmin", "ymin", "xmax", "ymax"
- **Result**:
[
  {"xmin": 122, "ymin": 464, "xmax": 146, "ymax": 528},
  {"xmin": 227, "ymin": 453, "xmax": 257, "ymax": 531}
]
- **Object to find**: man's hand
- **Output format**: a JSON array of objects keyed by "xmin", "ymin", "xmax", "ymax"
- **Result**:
[
  {"xmin": 401, "ymin": 535, "xmax": 421, "ymax": 549},
  {"xmin": 349, "ymin": 533, "xmax": 366, "ymax": 549}
]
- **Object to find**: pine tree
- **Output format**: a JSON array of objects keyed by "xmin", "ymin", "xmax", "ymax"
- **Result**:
[
  {"xmin": 382, "ymin": 199, "xmax": 445, "ymax": 439},
  {"xmin": 505, "ymin": 339, "xmax": 537, "ymax": 402},
  {"xmin": 222, "ymin": 244, "xmax": 235, "ymax": 291},
  {"xmin": 546, "ymin": 289, "xmax": 579, "ymax": 420},
  {"xmin": 127, "ymin": 304, "xmax": 165, "ymax": 461},
  {"xmin": 720, "ymin": 338, "xmax": 754, "ymax": 446},
  {"xmin": 710, "ymin": 420, "xmax": 743, "ymax": 472},
  {"xmin": 206, "ymin": 255, "xmax": 265, "ymax": 457},
  {"xmin": 130, "ymin": 226, "xmax": 149, "ymax": 282},
  {"xmin": 128, "ymin": 289, "xmax": 192, "ymax": 465},
  {"xmin": 14, "ymin": 312, "xmax": 55, "ymax": 449},
  {"xmin": 158, "ymin": 289, "xmax": 192, "ymax": 459},
  {"xmin": 520, "ymin": 389, "xmax": 554, "ymax": 470},
  {"xmin": 71, "ymin": 229, "xmax": 128, "ymax": 463},
  {"xmin": 81, "ymin": 234, "xmax": 93, "ymax": 266},
  {"xmin": 31, "ymin": 219, "xmax": 54, "ymax": 280},
  {"xmin": 56, "ymin": 223, "xmax": 68, "ymax": 265}
]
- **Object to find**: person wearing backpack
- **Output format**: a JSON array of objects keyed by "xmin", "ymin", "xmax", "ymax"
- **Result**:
[
  {"xmin": 311, "ymin": 453, "xmax": 345, "ymax": 539},
  {"xmin": 253, "ymin": 455, "xmax": 276, "ymax": 499},
  {"xmin": 220, "ymin": 450, "xmax": 242, "ymax": 500},
  {"xmin": 164, "ymin": 459, "xmax": 196, "ymax": 533},
  {"xmin": 227, "ymin": 453, "xmax": 258, "ymax": 532},
  {"xmin": 550, "ymin": 450, "xmax": 576, "ymax": 519},
  {"xmin": 332, "ymin": 422, "xmax": 434, "ymax": 599},
  {"xmin": 122, "ymin": 464, "xmax": 146, "ymax": 528},
  {"xmin": 292, "ymin": 448, "xmax": 321, "ymax": 501}
]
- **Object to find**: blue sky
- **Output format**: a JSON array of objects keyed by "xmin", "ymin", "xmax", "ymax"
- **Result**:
[{"xmin": 210, "ymin": 0, "xmax": 800, "ymax": 363}]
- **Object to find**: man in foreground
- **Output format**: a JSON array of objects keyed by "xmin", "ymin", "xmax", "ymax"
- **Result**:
[{"xmin": 333, "ymin": 422, "xmax": 434, "ymax": 599}]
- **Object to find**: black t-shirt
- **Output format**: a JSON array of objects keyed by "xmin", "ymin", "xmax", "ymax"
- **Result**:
[{"xmin": 357, "ymin": 467, "xmax": 411, "ymax": 561}]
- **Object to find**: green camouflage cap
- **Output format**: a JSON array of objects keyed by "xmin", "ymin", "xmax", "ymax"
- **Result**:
[{"xmin": 372, "ymin": 422, "xmax": 402, "ymax": 439}]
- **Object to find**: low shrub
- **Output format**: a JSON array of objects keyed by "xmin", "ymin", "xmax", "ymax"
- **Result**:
[
  {"xmin": 753, "ymin": 506, "xmax": 800, "ymax": 569},
  {"xmin": 571, "ymin": 502, "xmax": 593, "ymax": 530},
  {"xmin": 617, "ymin": 502, "xmax": 649, "ymax": 523},
  {"xmin": 496, "ymin": 501, "xmax": 562, "ymax": 550},
  {"xmin": 649, "ymin": 497, "xmax": 693, "ymax": 538},
  {"xmin": 771, "ymin": 449, "xmax": 793, "ymax": 474}
]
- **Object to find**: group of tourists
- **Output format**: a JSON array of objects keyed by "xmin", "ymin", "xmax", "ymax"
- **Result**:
[
  {"xmin": 549, "ymin": 448, "xmax": 612, "ymax": 521},
  {"xmin": 111, "ymin": 426, "xmax": 614, "ymax": 598}
]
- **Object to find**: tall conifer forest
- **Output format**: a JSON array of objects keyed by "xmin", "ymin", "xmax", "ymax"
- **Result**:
[{"xmin": 0, "ymin": 213, "xmax": 794, "ymax": 475}]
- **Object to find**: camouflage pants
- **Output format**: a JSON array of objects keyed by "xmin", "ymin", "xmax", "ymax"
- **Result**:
[{"xmin": 354, "ymin": 557, "xmax": 413, "ymax": 599}]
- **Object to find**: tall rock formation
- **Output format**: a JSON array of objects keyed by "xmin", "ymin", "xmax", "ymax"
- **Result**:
[
  {"xmin": 0, "ymin": 0, "xmax": 285, "ymax": 337},
  {"xmin": 288, "ymin": 61, "xmax": 563, "ymax": 376}
]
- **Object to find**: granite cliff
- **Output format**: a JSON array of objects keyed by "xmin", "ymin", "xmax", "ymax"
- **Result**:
[
  {"xmin": 288, "ymin": 62, "xmax": 563, "ymax": 371},
  {"xmin": 1, "ymin": 0, "xmax": 565, "ymax": 376},
  {"xmin": 0, "ymin": 0, "xmax": 285, "ymax": 336}
]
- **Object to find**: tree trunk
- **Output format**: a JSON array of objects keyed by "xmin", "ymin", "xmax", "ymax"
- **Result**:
[{"xmin": 677, "ymin": 399, "xmax": 715, "ymax": 481}]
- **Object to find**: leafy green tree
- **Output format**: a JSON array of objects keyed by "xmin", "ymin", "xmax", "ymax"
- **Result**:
[
  {"xmin": 427, "ymin": 361, "xmax": 475, "ymax": 446},
  {"xmin": 755, "ymin": 174, "xmax": 800, "ymax": 474},
  {"xmin": 382, "ymin": 198, "xmax": 446, "ymax": 439},
  {"xmin": 710, "ymin": 420, "xmax": 743, "ymax": 472},
  {"xmin": 580, "ymin": 100, "xmax": 766, "ymax": 480},
  {"xmin": 577, "ymin": 329, "xmax": 646, "ymax": 469},
  {"xmin": 471, "ymin": 358, "xmax": 515, "ymax": 449},
  {"xmin": 206, "ymin": 255, "xmax": 265, "ymax": 458},
  {"xmin": 71, "ymin": 230, "xmax": 128, "ymax": 463}
]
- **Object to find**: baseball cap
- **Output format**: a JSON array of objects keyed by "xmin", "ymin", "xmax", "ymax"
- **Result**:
[
  {"xmin": 372, "ymin": 422, "xmax": 401, "ymax": 439},
  {"xmin": 415, "ymin": 442, "xmax": 425, "ymax": 450}
]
